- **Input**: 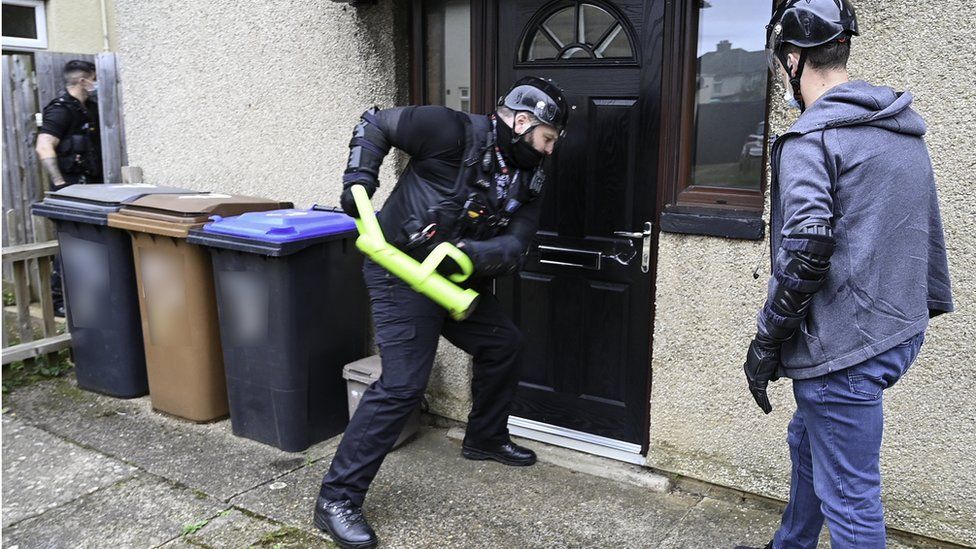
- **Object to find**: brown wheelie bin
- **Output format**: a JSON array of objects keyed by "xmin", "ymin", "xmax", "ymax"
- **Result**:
[{"xmin": 107, "ymin": 193, "xmax": 291, "ymax": 421}]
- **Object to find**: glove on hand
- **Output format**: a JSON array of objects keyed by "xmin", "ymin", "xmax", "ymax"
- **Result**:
[
  {"xmin": 340, "ymin": 180, "xmax": 377, "ymax": 218},
  {"xmin": 743, "ymin": 338, "xmax": 781, "ymax": 414}
]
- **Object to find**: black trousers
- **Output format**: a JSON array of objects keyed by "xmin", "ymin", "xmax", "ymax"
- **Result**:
[{"xmin": 320, "ymin": 260, "xmax": 524, "ymax": 506}]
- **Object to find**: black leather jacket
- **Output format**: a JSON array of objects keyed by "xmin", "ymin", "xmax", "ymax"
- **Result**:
[{"xmin": 344, "ymin": 106, "xmax": 543, "ymax": 277}]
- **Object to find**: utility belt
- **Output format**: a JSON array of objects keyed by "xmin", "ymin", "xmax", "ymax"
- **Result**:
[{"xmin": 55, "ymin": 126, "xmax": 100, "ymax": 177}]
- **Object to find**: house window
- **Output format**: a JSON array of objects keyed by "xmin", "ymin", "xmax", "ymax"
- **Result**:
[
  {"xmin": 660, "ymin": 0, "xmax": 772, "ymax": 239},
  {"xmin": 519, "ymin": 1, "xmax": 636, "ymax": 63},
  {"xmin": 2, "ymin": 0, "xmax": 47, "ymax": 51},
  {"xmin": 421, "ymin": 0, "xmax": 472, "ymax": 112}
]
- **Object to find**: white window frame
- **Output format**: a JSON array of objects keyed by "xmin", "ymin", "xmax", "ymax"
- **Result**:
[{"xmin": 2, "ymin": 0, "xmax": 48, "ymax": 51}]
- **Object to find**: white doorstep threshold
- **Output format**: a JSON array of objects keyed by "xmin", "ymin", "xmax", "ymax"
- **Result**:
[{"xmin": 507, "ymin": 416, "xmax": 645, "ymax": 466}]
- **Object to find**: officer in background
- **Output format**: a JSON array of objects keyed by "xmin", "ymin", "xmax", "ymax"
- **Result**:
[
  {"xmin": 36, "ymin": 59, "xmax": 103, "ymax": 189},
  {"xmin": 34, "ymin": 60, "xmax": 103, "ymax": 317},
  {"xmin": 737, "ymin": 1, "xmax": 952, "ymax": 548},
  {"xmin": 313, "ymin": 77, "xmax": 569, "ymax": 549}
]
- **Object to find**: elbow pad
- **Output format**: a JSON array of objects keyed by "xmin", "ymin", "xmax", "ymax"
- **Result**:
[
  {"xmin": 343, "ymin": 107, "xmax": 391, "ymax": 188},
  {"xmin": 460, "ymin": 236, "xmax": 526, "ymax": 277},
  {"xmin": 759, "ymin": 225, "xmax": 835, "ymax": 344}
]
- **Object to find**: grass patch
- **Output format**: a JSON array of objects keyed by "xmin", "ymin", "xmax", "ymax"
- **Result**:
[
  {"xmin": 2, "ymin": 289, "xmax": 14, "ymax": 307},
  {"xmin": 181, "ymin": 518, "xmax": 210, "ymax": 536},
  {"xmin": 251, "ymin": 526, "xmax": 329, "ymax": 548},
  {"xmin": 1, "ymin": 350, "xmax": 73, "ymax": 394}
]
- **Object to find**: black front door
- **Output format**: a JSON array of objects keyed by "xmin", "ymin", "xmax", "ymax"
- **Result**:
[{"xmin": 496, "ymin": 0, "xmax": 663, "ymax": 447}]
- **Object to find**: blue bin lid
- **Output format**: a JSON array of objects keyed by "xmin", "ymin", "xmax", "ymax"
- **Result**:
[{"xmin": 201, "ymin": 208, "xmax": 357, "ymax": 243}]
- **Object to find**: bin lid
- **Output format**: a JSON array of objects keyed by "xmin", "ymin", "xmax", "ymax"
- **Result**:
[
  {"xmin": 204, "ymin": 209, "xmax": 356, "ymax": 242},
  {"xmin": 107, "ymin": 193, "xmax": 291, "ymax": 238},
  {"xmin": 32, "ymin": 184, "xmax": 202, "ymax": 225},
  {"xmin": 187, "ymin": 208, "xmax": 357, "ymax": 256},
  {"xmin": 343, "ymin": 356, "xmax": 382, "ymax": 384}
]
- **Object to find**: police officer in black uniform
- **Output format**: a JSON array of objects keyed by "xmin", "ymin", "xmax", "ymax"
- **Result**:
[
  {"xmin": 36, "ymin": 60, "xmax": 103, "ymax": 189},
  {"xmin": 313, "ymin": 77, "xmax": 569, "ymax": 549},
  {"xmin": 35, "ymin": 60, "xmax": 103, "ymax": 317}
]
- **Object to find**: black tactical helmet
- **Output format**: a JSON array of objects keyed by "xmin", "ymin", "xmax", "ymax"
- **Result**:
[
  {"xmin": 767, "ymin": 0, "xmax": 858, "ymax": 53},
  {"xmin": 500, "ymin": 76, "xmax": 570, "ymax": 136},
  {"xmin": 766, "ymin": 0, "xmax": 858, "ymax": 110}
]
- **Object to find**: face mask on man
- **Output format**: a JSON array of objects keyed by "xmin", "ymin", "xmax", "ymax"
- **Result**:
[
  {"xmin": 783, "ymin": 86, "xmax": 801, "ymax": 111},
  {"xmin": 496, "ymin": 120, "xmax": 545, "ymax": 170}
]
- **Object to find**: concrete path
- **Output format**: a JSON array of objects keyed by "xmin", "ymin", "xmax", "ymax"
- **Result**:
[{"xmin": 1, "ymin": 376, "xmax": 940, "ymax": 548}]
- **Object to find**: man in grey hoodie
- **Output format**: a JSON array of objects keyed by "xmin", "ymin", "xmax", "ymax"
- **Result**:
[{"xmin": 738, "ymin": 1, "xmax": 953, "ymax": 548}]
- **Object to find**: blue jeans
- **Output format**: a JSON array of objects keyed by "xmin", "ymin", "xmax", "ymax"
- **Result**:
[{"xmin": 773, "ymin": 332, "xmax": 925, "ymax": 549}]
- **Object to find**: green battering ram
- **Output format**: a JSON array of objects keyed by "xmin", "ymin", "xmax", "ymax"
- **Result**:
[{"xmin": 350, "ymin": 184, "xmax": 480, "ymax": 321}]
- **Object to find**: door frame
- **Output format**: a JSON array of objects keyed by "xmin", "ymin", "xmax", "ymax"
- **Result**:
[{"xmin": 408, "ymin": 0, "xmax": 695, "ymax": 456}]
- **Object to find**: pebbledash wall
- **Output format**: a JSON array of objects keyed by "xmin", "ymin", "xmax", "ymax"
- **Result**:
[
  {"xmin": 113, "ymin": 0, "xmax": 975, "ymax": 545},
  {"xmin": 113, "ymin": 0, "xmax": 409, "ymax": 207}
]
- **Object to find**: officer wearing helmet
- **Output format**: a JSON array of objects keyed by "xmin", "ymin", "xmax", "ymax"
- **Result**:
[
  {"xmin": 738, "ymin": 1, "xmax": 952, "ymax": 548},
  {"xmin": 314, "ymin": 77, "xmax": 569, "ymax": 549}
]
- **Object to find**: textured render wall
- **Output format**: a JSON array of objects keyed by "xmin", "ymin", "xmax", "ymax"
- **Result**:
[
  {"xmin": 112, "ymin": 0, "xmax": 476, "ymax": 425},
  {"xmin": 114, "ymin": 0, "xmax": 408, "ymax": 207},
  {"xmin": 647, "ymin": 1, "xmax": 976, "ymax": 545},
  {"xmin": 46, "ymin": 0, "xmax": 116, "ymax": 54}
]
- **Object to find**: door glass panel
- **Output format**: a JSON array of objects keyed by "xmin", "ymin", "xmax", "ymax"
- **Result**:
[
  {"xmin": 543, "ymin": 7, "xmax": 576, "ymax": 47},
  {"xmin": 561, "ymin": 47, "xmax": 589, "ymax": 59},
  {"xmin": 581, "ymin": 5, "xmax": 615, "ymax": 46},
  {"xmin": 527, "ymin": 31, "xmax": 559, "ymax": 61},
  {"xmin": 424, "ymin": 0, "xmax": 472, "ymax": 111},
  {"xmin": 597, "ymin": 25, "xmax": 631, "ymax": 58},
  {"xmin": 690, "ymin": 0, "xmax": 769, "ymax": 190}
]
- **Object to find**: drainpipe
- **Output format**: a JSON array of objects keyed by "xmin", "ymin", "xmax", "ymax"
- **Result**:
[{"xmin": 99, "ymin": 0, "xmax": 110, "ymax": 51}]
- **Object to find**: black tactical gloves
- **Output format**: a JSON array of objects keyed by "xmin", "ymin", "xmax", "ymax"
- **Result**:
[
  {"xmin": 340, "ymin": 180, "xmax": 376, "ymax": 218},
  {"xmin": 744, "ymin": 337, "xmax": 781, "ymax": 414}
]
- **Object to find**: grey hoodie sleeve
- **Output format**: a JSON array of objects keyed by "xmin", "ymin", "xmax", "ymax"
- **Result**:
[
  {"xmin": 756, "ymin": 132, "xmax": 837, "ymax": 343},
  {"xmin": 778, "ymin": 132, "xmax": 835, "ymax": 233}
]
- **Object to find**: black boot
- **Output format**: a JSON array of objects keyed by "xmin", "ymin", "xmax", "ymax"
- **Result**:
[
  {"xmin": 733, "ymin": 542, "xmax": 773, "ymax": 549},
  {"xmin": 462, "ymin": 439, "xmax": 537, "ymax": 466},
  {"xmin": 313, "ymin": 496, "xmax": 378, "ymax": 549}
]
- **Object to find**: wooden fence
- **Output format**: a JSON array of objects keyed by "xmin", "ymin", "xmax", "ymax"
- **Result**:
[{"xmin": 1, "ymin": 240, "xmax": 70, "ymax": 366}]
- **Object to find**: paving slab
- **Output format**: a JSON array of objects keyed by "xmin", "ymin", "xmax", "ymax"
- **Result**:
[
  {"xmin": 656, "ymin": 495, "xmax": 785, "ymax": 549},
  {"xmin": 5, "ymin": 377, "xmax": 340, "ymax": 501},
  {"xmin": 1, "ymin": 413, "xmax": 138, "ymax": 527},
  {"xmin": 2, "ymin": 474, "xmax": 226, "ymax": 549},
  {"xmin": 656, "ymin": 494, "xmax": 952, "ymax": 549},
  {"xmin": 158, "ymin": 508, "xmax": 336, "ymax": 549},
  {"xmin": 232, "ymin": 427, "xmax": 702, "ymax": 548}
]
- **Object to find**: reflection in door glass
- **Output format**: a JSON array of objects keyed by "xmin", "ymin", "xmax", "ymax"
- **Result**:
[
  {"xmin": 691, "ymin": 0, "xmax": 769, "ymax": 190},
  {"xmin": 424, "ymin": 0, "xmax": 472, "ymax": 112}
]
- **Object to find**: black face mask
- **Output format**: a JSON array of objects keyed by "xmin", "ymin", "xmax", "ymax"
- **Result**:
[{"xmin": 496, "ymin": 120, "xmax": 545, "ymax": 170}]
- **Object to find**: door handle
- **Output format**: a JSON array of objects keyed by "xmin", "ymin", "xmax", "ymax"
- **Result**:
[{"xmin": 612, "ymin": 221, "xmax": 653, "ymax": 273}]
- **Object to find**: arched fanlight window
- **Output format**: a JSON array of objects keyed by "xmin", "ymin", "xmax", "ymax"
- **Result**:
[{"xmin": 520, "ymin": 2, "xmax": 636, "ymax": 62}]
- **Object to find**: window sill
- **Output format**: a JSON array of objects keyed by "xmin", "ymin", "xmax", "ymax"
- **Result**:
[{"xmin": 659, "ymin": 207, "xmax": 764, "ymax": 241}]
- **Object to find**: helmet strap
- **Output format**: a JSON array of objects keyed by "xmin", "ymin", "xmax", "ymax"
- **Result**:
[
  {"xmin": 780, "ymin": 48, "xmax": 809, "ymax": 112},
  {"xmin": 513, "ymin": 120, "xmax": 539, "ymax": 144},
  {"xmin": 792, "ymin": 49, "xmax": 808, "ymax": 111}
]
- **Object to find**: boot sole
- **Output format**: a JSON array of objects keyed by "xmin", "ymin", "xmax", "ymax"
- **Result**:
[
  {"xmin": 314, "ymin": 513, "xmax": 378, "ymax": 549},
  {"xmin": 461, "ymin": 446, "xmax": 537, "ymax": 466}
]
